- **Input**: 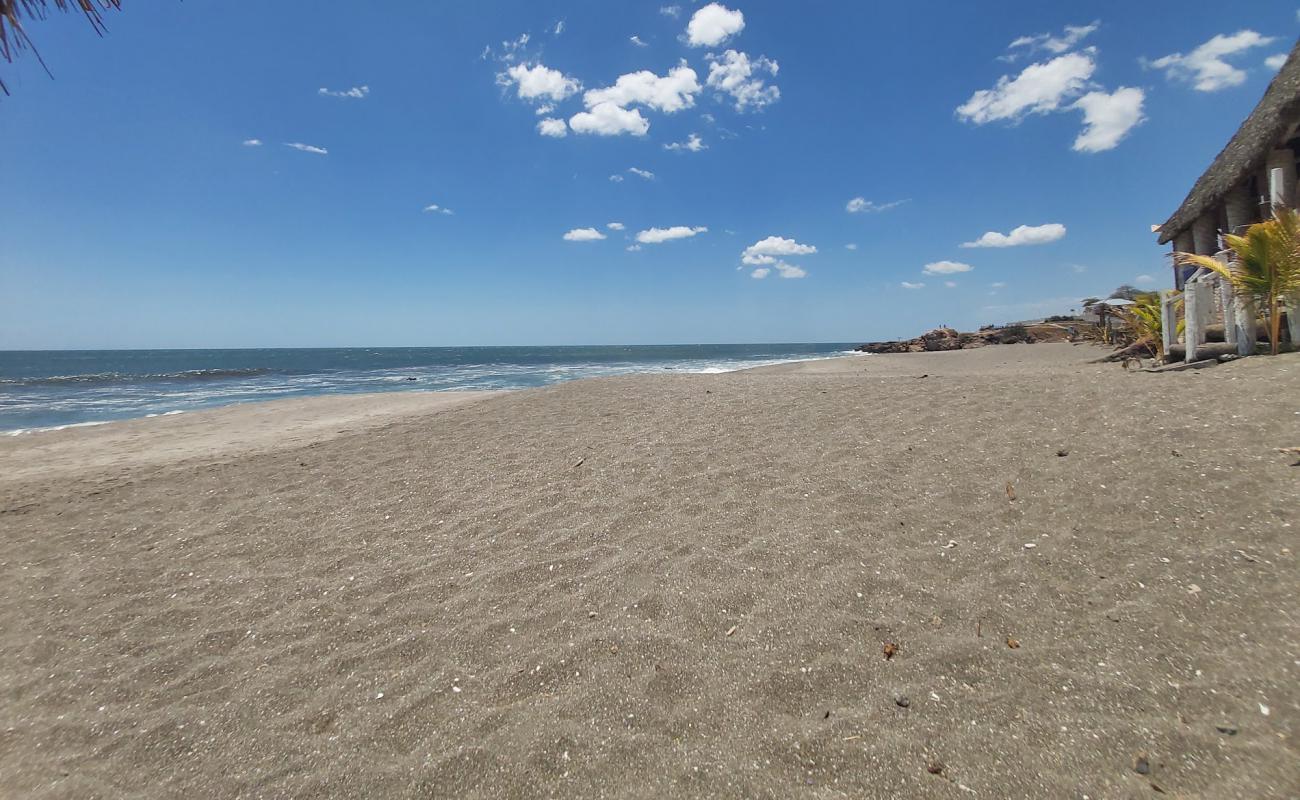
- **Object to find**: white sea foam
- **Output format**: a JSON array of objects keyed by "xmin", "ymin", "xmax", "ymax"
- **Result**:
[
  {"xmin": 2, "ymin": 346, "xmax": 858, "ymax": 432},
  {"xmin": 3, "ymin": 420, "xmax": 113, "ymax": 436}
]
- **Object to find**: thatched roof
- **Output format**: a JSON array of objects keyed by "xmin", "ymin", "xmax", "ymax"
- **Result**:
[{"xmin": 1157, "ymin": 38, "xmax": 1300, "ymax": 245}]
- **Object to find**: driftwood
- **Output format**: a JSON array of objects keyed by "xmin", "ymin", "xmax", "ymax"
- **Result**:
[
  {"xmin": 1167, "ymin": 342, "xmax": 1240, "ymax": 361},
  {"xmin": 1091, "ymin": 341, "xmax": 1155, "ymax": 363}
]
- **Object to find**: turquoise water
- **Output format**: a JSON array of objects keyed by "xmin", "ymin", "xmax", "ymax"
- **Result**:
[{"xmin": 0, "ymin": 344, "xmax": 859, "ymax": 433}]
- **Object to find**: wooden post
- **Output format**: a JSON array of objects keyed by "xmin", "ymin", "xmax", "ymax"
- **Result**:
[
  {"xmin": 1218, "ymin": 277, "xmax": 1238, "ymax": 347},
  {"xmin": 1191, "ymin": 213, "xmax": 1218, "ymax": 255},
  {"xmin": 1224, "ymin": 186, "xmax": 1255, "ymax": 234},
  {"xmin": 1172, "ymin": 231, "xmax": 1195, "ymax": 290},
  {"xmin": 1160, "ymin": 290, "xmax": 1177, "ymax": 357},
  {"xmin": 1287, "ymin": 294, "xmax": 1300, "ymax": 347},
  {"xmin": 1220, "ymin": 187, "xmax": 1256, "ymax": 348},
  {"xmin": 1184, "ymin": 276, "xmax": 1201, "ymax": 363},
  {"xmin": 1267, "ymin": 149, "xmax": 1297, "ymax": 209},
  {"xmin": 1236, "ymin": 296, "xmax": 1257, "ymax": 356}
]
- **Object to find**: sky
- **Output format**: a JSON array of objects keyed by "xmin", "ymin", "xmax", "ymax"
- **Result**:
[{"xmin": 1, "ymin": 1, "xmax": 1297, "ymax": 349}]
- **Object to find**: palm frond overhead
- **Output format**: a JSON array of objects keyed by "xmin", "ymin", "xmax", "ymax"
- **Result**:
[{"xmin": 0, "ymin": 0, "xmax": 120, "ymax": 95}]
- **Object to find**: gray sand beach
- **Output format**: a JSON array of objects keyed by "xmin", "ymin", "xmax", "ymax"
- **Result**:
[{"xmin": 1, "ymin": 344, "xmax": 1297, "ymax": 798}]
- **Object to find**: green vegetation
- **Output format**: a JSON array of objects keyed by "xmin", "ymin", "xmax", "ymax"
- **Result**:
[
  {"xmin": 1124, "ymin": 291, "xmax": 1181, "ymax": 361},
  {"xmin": 1177, "ymin": 209, "xmax": 1300, "ymax": 356}
]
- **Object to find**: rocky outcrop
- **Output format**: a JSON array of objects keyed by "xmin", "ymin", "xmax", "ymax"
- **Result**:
[{"xmin": 856, "ymin": 323, "xmax": 1064, "ymax": 354}]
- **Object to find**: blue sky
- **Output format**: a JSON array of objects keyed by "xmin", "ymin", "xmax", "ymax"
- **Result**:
[{"xmin": 1, "ymin": 1, "xmax": 1296, "ymax": 349}]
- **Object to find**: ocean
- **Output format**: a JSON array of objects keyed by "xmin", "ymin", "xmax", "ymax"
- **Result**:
[{"xmin": 0, "ymin": 344, "xmax": 860, "ymax": 434}]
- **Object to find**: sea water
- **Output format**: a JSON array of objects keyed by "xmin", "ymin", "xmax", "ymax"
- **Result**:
[{"xmin": 0, "ymin": 344, "xmax": 859, "ymax": 434}]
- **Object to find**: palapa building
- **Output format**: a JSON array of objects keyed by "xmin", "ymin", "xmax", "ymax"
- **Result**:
[{"xmin": 1154, "ymin": 39, "xmax": 1300, "ymax": 361}]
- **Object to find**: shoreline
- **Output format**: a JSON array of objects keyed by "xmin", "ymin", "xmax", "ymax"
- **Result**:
[
  {"xmin": 0, "ymin": 345, "xmax": 1098, "ymax": 487},
  {"xmin": 2, "ymin": 351, "xmax": 873, "ymax": 437},
  {"xmin": 0, "ymin": 350, "xmax": 870, "ymax": 439}
]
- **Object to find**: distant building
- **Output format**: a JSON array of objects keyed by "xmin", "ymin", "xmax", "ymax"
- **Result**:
[{"xmin": 1155, "ymin": 40, "xmax": 1300, "ymax": 289}]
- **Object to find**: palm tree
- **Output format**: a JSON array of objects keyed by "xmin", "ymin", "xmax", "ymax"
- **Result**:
[
  {"xmin": 0, "ymin": 0, "xmax": 119, "ymax": 95},
  {"xmin": 1124, "ymin": 292, "xmax": 1181, "ymax": 361},
  {"xmin": 1176, "ymin": 209, "xmax": 1300, "ymax": 355}
]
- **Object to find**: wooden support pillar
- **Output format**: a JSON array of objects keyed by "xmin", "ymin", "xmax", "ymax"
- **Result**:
[
  {"xmin": 1224, "ymin": 187, "xmax": 1254, "ymax": 234},
  {"xmin": 1191, "ymin": 212, "xmax": 1218, "ymax": 255},
  {"xmin": 1266, "ymin": 149, "xmax": 1297, "ymax": 210},
  {"xmin": 1184, "ymin": 276, "xmax": 1201, "ymax": 363},
  {"xmin": 1221, "ymin": 185, "xmax": 1258, "ymax": 350},
  {"xmin": 1171, "ymin": 230, "xmax": 1195, "ymax": 290},
  {"xmin": 1218, "ymin": 277, "xmax": 1238, "ymax": 347},
  {"xmin": 1287, "ymin": 295, "xmax": 1300, "ymax": 346},
  {"xmin": 1160, "ymin": 290, "xmax": 1177, "ymax": 357},
  {"xmin": 1236, "ymin": 296, "xmax": 1257, "ymax": 356}
]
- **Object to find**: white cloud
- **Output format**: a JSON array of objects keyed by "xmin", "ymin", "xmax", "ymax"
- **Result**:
[
  {"xmin": 630, "ymin": 35, "xmax": 649, "ymax": 48},
  {"xmin": 922, "ymin": 260, "xmax": 974, "ymax": 275},
  {"xmin": 569, "ymin": 65, "xmax": 701, "ymax": 137},
  {"xmin": 553, "ymin": 20, "xmax": 565, "ymax": 36},
  {"xmin": 751, "ymin": 267, "xmax": 771, "ymax": 279},
  {"xmin": 284, "ymin": 142, "xmax": 328, "ymax": 155},
  {"xmin": 318, "ymin": 85, "xmax": 369, "ymax": 99},
  {"xmin": 990, "ymin": 281, "xmax": 1007, "ymax": 288},
  {"xmin": 845, "ymin": 243, "xmax": 858, "ymax": 250},
  {"xmin": 687, "ymin": 3, "xmax": 745, "ymax": 47},
  {"xmin": 1266, "ymin": 53, "xmax": 1288, "ymax": 71},
  {"xmin": 660, "ymin": 5, "xmax": 681, "ymax": 18},
  {"xmin": 901, "ymin": 281, "xmax": 925, "ymax": 290},
  {"xmin": 665, "ymin": 133, "xmax": 707, "ymax": 152},
  {"xmin": 627, "ymin": 167, "xmax": 656, "ymax": 180},
  {"xmin": 422, "ymin": 204, "xmax": 454, "ymax": 215},
  {"xmin": 706, "ymin": 50, "xmax": 780, "ymax": 111},
  {"xmin": 741, "ymin": 235, "xmax": 817, "ymax": 265},
  {"xmin": 537, "ymin": 117, "xmax": 569, "ymax": 137},
  {"xmin": 944, "ymin": 281, "xmax": 958, "ymax": 288},
  {"xmin": 1008, "ymin": 22, "xmax": 1099, "ymax": 57},
  {"xmin": 570, "ymin": 102, "xmax": 650, "ymax": 136},
  {"xmin": 584, "ymin": 65, "xmax": 701, "ymax": 113},
  {"xmin": 535, "ymin": 103, "xmax": 555, "ymax": 115},
  {"xmin": 962, "ymin": 223, "xmax": 1066, "ymax": 248},
  {"xmin": 627, "ymin": 244, "xmax": 643, "ymax": 251},
  {"xmin": 1071, "ymin": 87, "xmax": 1145, "ymax": 152},
  {"xmin": 607, "ymin": 222, "xmax": 626, "ymax": 230},
  {"xmin": 487, "ymin": 33, "xmax": 530, "ymax": 63},
  {"xmin": 636, "ymin": 226, "xmax": 708, "ymax": 243},
  {"xmin": 1136, "ymin": 274, "xmax": 1156, "ymax": 285},
  {"xmin": 957, "ymin": 51, "xmax": 1095, "ymax": 125},
  {"xmin": 242, "ymin": 138, "xmax": 262, "ymax": 147},
  {"xmin": 501, "ymin": 62, "xmax": 581, "ymax": 102},
  {"xmin": 775, "ymin": 262, "xmax": 807, "ymax": 279},
  {"xmin": 846, "ymin": 197, "xmax": 907, "ymax": 213},
  {"xmin": 563, "ymin": 227, "xmax": 607, "ymax": 242},
  {"xmin": 1149, "ymin": 30, "xmax": 1277, "ymax": 92},
  {"xmin": 609, "ymin": 174, "xmax": 625, "ymax": 183}
]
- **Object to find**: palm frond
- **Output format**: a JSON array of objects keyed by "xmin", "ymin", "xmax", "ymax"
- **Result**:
[
  {"xmin": 1173, "ymin": 208, "xmax": 1300, "ymax": 354},
  {"xmin": 0, "ymin": 0, "xmax": 120, "ymax": 95},
  {"xmin": 1124, "ymin": 292, "xmax": 1181, "ymax": 360}
]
